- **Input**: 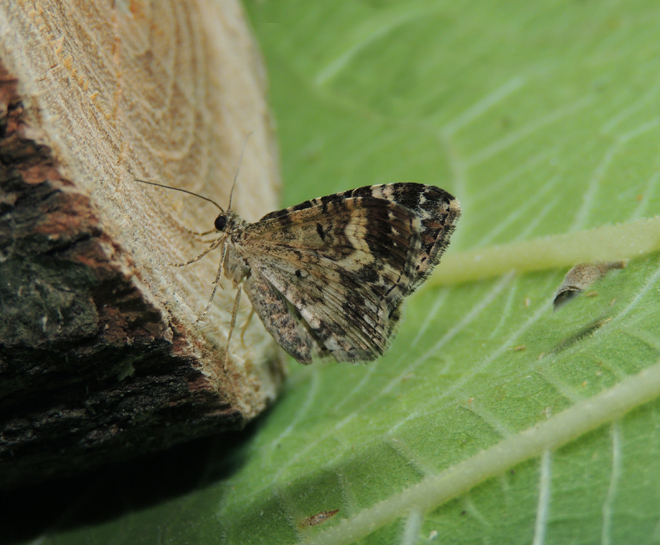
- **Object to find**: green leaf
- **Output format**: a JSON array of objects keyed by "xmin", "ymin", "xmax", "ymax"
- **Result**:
[{"xmin": 22, "ymin": 1, "xmax": 660, "ymax": 544}]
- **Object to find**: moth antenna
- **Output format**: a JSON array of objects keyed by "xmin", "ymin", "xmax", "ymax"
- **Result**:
[
  {"xmin": 227, "ymin": 132, "xmax": 253, "ymax": 211},
  {"xmin": 135, "ymin": 179, "xmax": 225, "ymax": 212}
]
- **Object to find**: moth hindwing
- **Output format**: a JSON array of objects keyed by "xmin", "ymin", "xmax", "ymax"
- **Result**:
[{"xmin": 215, "ymin": 182, "xmax": 460, "ymax": 364}]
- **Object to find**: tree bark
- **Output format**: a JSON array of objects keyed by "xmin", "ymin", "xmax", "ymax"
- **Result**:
[{"xmin": 0, "ymin": 0, "xmax": 286, "ymax": 488}]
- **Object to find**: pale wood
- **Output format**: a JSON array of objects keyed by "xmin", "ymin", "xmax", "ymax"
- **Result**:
[{"xmin": 0, "ymin": 0, "xmax": 286, "ymax": 487}]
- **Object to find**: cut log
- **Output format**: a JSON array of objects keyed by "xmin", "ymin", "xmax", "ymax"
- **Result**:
[{"xmin": 0, "ymin": 0, "xmax": 286, "ymax": 488}]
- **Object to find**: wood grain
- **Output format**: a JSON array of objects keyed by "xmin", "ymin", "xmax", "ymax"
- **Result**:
[{"xmin": 0, "ymin": 0, "xmax": 286, "ymax": 487}]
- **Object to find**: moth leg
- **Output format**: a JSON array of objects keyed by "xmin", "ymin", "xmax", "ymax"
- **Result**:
[
  {"xmin": 171, "ymin": 236, "xmax": 224, "ymax": 267},
  {"xmin": 199, "ymin": 241, "xmax": 228, "ymax": 320},
  {"xmin": 240, "ymin": 307, "xmax": 255, "ymax": 347},
  {"xmin": 224, "ymin": 285, "xmax": 242, "ymax": 371}
]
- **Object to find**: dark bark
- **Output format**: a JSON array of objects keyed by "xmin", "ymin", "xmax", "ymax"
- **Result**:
[{"xmin": 0, "ymin": 60, "xmax": 278, "ymax": 489}]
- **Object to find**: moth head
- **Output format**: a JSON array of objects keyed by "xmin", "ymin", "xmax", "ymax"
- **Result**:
[{"xmin": 214, "ymin": 214, "xmax": 228, "ymax": 232}]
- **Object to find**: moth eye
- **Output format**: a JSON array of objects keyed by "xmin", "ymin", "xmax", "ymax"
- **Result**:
[{"xmin": 215, "ymin": 215, "xmax": 228, "ymax": 231}]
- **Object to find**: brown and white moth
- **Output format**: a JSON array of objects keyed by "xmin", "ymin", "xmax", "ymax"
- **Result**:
[{"xmin": 138, "ymin": 181, "xmax": 460, "ymax": 364}]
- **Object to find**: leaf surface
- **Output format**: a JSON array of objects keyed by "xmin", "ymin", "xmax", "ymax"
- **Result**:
[{"xmin": 23, "ymin": 1, "xmax": 660, "ymax": 544}]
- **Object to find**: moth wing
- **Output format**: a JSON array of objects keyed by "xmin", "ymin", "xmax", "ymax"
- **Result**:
[
  {"xmin": 239, "ymin": 183, "xmax": 460, "ymax": 363},
  {"xmin": 243, "ymin": 267, "xmax": 328, "ymax": 364}
]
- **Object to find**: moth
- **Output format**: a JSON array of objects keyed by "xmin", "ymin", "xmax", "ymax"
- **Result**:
[{"xmin": 138, "ymin": 179, "xmax": 460, "ymax": 365}]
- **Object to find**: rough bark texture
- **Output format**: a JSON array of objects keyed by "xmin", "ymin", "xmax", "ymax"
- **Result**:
[{"xmin": 0, "ymin": 0, "xmax": 286, "ymax": 488}]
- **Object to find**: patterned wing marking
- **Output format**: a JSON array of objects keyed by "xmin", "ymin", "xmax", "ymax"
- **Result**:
[
  {"xmin": 238, "ymin": 183, "xmax": 460, "ymax": 362},
  {"xmin": 242, "ymin": 267, "xmax": 328, "ymax": 364},
  {"xmin": 242, "ymin": 200, "xmax": 421, "ymax": 361},
  {"xmin": 261, "ymin": 183, "xmax": 461, "ymax": 294}
]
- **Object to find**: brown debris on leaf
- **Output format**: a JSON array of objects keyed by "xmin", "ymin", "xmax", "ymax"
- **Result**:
[
  {"xmin": 553, "ymin": 261, "xmax": 626, "ymax": 309},
  {"xmin": 298, "ymin": 508, "xmax": 340, "ymax": 528}
]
